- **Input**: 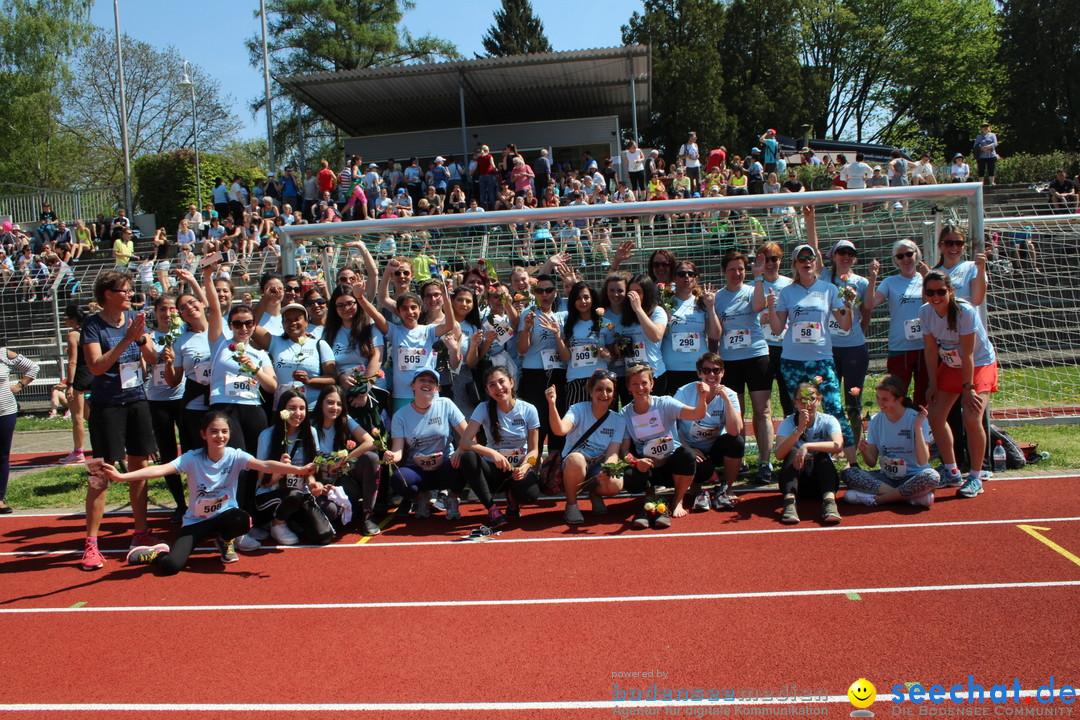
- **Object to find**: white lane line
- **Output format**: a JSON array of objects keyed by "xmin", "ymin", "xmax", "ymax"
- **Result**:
[
  {"xmin": 2, "ymin": 579, "xmax": 1078, "ymax": 614},
  {"xmin": 4, "ymin": 515, "xmax": 1080, "ymax": 557},
  {"xmin": 1, "ymin": 689, "xmax": 1077, "ymax": 712}
]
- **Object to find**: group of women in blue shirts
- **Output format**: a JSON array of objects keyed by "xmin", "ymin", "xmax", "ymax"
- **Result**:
[{"xmin": 108, "ymin": 215, "xmax": 999, "ymax": 573}]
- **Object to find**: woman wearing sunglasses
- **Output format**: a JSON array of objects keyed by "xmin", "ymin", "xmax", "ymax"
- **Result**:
[
  {"xmin": 933, "ymin": 225, "xmax": 987, "ymax": 309},
  {"xmin": 676, "ymin": 354, "xmax": 744, "ymax": 511},
  {"xmin": 820, "ymin": 239, "xmax": 871, "ymax": 467},
  {"xmin": 763, "ymin": 210, "xmax": 856, "ymax": 454},
  {"xmin": 301, "ymin": 287, "xmax": 328, "ymax": 341},
  {"xmin": 545, "ymin": 369, "xmax": 626, "ymax": 525},
  {"xmin": 662, "ymin": 261, "xmax": 719, "ymax": 390},
  {"xmin": 753, "ymin": 241, "xmax": 795, "ymax": 417},
  {"xmin": 865, "ymin": 239, "xmax": 930, "ymax": 406},
  {"xmin": 517, "ymin": 274, "xmax": 568, "ymax": 456},
  {"xmin": 919, "ymin": 271, "xmax": 997, "ymax": 498}
]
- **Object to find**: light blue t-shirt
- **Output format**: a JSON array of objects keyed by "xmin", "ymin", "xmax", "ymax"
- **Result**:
[
  {"xmin": 714, "ymin": 285, "xmax": 768, "ymax": 361},
  {"xmin": 208, "ymin": 335, "xmax": 271, "ymax": 406},
  {"xmin": 174, "ymin": 447, "xmax": 253, "ymax": 526},
  {"xmin": 601, "ymin": 305, "xmax": 668, "ymax": 377},
  {"xmin": 776, "ymin": 412, "xmax": 841, "ymax": 451},
  {"xmin": 674, "ymin": 382, "xmax": 741, "ymax": 451},
  {"xmin": 866, "ymin": 408, "xmax": 931, "ymax": 476},
  {"xmin": 598, "ymin": 310, "xmax": 626, "ymax": 376},
  {"xmin": 775, "ymin": 280, "xmax": 845, "ymax": 361},
  {"xmin": 171, "ymin": 329, "xmax": 212, "ymax": 411},
  {"xmin": 328, "ymin": 323, "xmax": 384, "ymax": 375},
  {"xmin": 918, "ymin": 299, "xmax": 995, "ymax": 367},
  {"xmin": 384, "ymin": 323, "xmax": 439, "ymax": 399},
  {"xmin": 259, "ymin": 312, "xmax": 283, "ymax": 336},
  {"xmin": 469, "ymin": 399, "xmax": 540, "ymax": 459},
  {"xmin": 147, "ymin": 329, "xmax": 185, "ymax": 402},
  {"xmin": 663, "ymin": 297, "xmax": 710, "ymax": 372},
  {"xmin": 267, "ymin": 334, "xmax": 333, "ymax": 409},
  {"xmin": 563, "ymin": 315, "xmax": 607, "ymax": 381},
  {"xmin": 621, "ymin": 395, "xmax": 687, "ymax": 460},
  {"xmin": 391, "ymin": 396, "xmax": 466, "ymax": 469},
  {"xmin": 518, "ymin": 307, "xmax": 567, "ymax": 371},
  {"xmin": 314, "ymin": 417, "xmax": 360, "ymax": 454},
  {"xmin": 821, "ymin": 268, "xmax": 869, "ymax": 348},
  {"xmin": 877, "ymin": 273, "xmax": 925, "ymax": 353},
  {"xmin": 750, "ymin": 276, "xmax": 792, "ymax": 346},
  {"xmin": 563, "ymin": 403, "xmax": 626, "ymax": 459},
  {"xmin": 944, "ymin": 261, "xmax": 979, "ymax": 305}
]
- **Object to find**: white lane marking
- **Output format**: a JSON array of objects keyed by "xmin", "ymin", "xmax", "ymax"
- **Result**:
[
  {"xmin": 2, "ymin": 580, "xmax": 1079, "ymax": 614},
  {"xmin": 4, "ymin": 515, "xmax": 1080, "ymax": 556}
]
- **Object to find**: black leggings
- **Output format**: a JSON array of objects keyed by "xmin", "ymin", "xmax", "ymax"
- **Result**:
[
  {"xmin": 778, "ymin": 451, "xmax": 839, "ymax": 499},
  {"xmin": 155, "ymin": 508, "xmax": 251, "ymax": 575},
  {"xmin": 210, "ymin": 403, "xmax": 267, "ymax": 513},
  {"xmin": 519, "ymin": 368, "xmax": 566, "ymax": 455},
  {"xmin": 769, "ymin": 344, "xmax": 794, "ymax": 417},
  {"xmin": 626, "ymin": 446, "xmax": 697, "ymax": 493},
  {"xmin": 149, "ymin": 399, "xmax": 185, "ymax": 509},
  {"xmin": 334, "ymin": 451, "xmax": 380, "ymax": 515},
  {"xmin": 691, "ymin": 434, "xmax": 746, "ymax": 486},
  {"xmin": 253, "ymin": 488, "xmax": 334, "ymax": 545},
  {"xmin": 456, "ymin": 451, "xmax": 539, "ymax": 508}
]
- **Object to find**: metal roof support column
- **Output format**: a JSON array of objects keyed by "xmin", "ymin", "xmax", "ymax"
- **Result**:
[
  {"xmin": 628, "ymin": 54, "xmax": 639, "ymax": 144},
  {"xmin": 459, "ymin": 72, "xmax": 469, "ymax": 172}
]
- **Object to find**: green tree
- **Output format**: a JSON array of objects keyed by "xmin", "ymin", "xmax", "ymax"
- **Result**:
[
  {"xmin": 246, "ymin": 0, "xmax": 459, "ymax": 171},
  {"xmin": 622, "ymin": 0, "xmax": 731, "ymax": 158},
  {"xmin": 481, "ymin": 0, "xmax": 553, "ymax": 57},
  {"xmin": 0, "ymin": 0, "xmax": 93, "ymax": 189},
  {"xmin": 997, "ymin": 0, "xmax": 1080, "ymax": 153}
]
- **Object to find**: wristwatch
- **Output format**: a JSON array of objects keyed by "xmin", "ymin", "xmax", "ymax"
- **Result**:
[
  {"xmin": 136, "ymin": 336, "xmax": 147, "ymax": 346},
  {"xmin": 962, "ymin": 382, "xmax": 974, "ymax": 391}
]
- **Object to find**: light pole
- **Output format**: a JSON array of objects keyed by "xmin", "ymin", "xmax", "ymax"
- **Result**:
[
  {"xmin": 113, "ymin": 0, "xmax": 132, "ymax": 216},
  {"xmin": 260, "ymin": 0, "xmax": 275, "ymax": 176},
  {"xmin": 179, "ymin": 61, "xmax": 202, "ymax": 207}
]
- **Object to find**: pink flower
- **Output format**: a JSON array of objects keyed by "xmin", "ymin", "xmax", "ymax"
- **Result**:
[
  {"xmin": 596, "ymin": 308, "xmax": 605, "ymax": 316},
  {"xmin": 840, "ymin": 274, "xmax": 851, "ymax": 282},
  {"xmin": 370, "ymin": 427, "xmax": 380, "ymax": 437},
  {"xmin": 849, "ymin": 387, "xmax": 861, "ymax": 396},
  {"xmin": 813, "ymin": 375, "xmax": 824, "ymax": 384},
  {"xmin": 346, "ymin": 440, "xmax": 357, "ymax": 450},
  {"xmin": 377, "ymin": 369, "xmax": 386, "ymax": 379},
  {"xmin": 528, "ymin": 277, "xmax": 538, "ymax": 285}
]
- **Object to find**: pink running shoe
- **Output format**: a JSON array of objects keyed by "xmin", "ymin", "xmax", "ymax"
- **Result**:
[
  {"xmin": 81, "ymin": 539, "xmax": 104, "ymax": 571},
  {"xmin": 58, "ymin": 450, "xmax": 86, "ymax": 464},
  {"xmin": 129, "ymin": 529, "xmax": 159, "ymax": 550}
]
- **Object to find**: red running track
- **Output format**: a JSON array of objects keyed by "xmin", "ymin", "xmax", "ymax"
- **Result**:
[{"xmin": 1, "ymin": 476, "xmax": 1079, "ymax": 718}]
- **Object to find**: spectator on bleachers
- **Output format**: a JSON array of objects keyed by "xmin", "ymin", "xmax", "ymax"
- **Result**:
[
  {"xmin": 112, "ymin": 226, "xmax": 136, "ymax": 271},
  {"xmin": 38, "ymin": 202, "xmax": 58, "ymax": 247},
  {"xmin": 212, "ymin": 178, "xmax": 230, "ymax": 223},
  {"xmin": 1048, "ymin": 169, "xmax": 1078, "ymax": 213},
  {"xmin": 973, "ymin": 122, "xmax": 998, "ymax": 185},
  {"xmin": 949, "ymin": 154, "xmax": 970, "ymax": 182},
  {"xmin": 0, "ymin": 250, "xmax": 11, "ymax": 284},
  {"xmin": 72, "ymin": 219, "xmax": 92, "ymax": 259}
]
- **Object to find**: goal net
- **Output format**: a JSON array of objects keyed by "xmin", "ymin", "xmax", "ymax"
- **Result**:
[{"xmin": 277, "ymin": 183, "xmax": 1080, "ymax": 424}]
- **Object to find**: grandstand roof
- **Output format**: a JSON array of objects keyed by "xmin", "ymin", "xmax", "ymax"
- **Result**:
[{"xmin": 277, "ymin": 45, "xmax": 651, "ymax": 137}]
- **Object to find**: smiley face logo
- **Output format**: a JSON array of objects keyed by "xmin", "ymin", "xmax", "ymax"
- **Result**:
[{"xmin": 848, "ymin": 678, "xmax": 877, "ymax": 709}]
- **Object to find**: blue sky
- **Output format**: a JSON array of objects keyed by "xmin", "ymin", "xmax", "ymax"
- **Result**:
[{"xmin": 90, "ymin": 0, "xmax": 642, "ymax": 139}]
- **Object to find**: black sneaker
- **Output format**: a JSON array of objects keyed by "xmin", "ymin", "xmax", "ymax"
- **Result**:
[
  {"xmin": 505, "ymin": 492, "xmax": 521, "ymax": 519},
  {"xmin": 652, "ymin": 512, "xmax": 672, "ymax": 529},
  {"xmin": 215, "ymin": 537, "xmax": 239, "ymax": 563},
  {"xmin": 631, "ymin": 511, "xmax": 650, "ymax": 529},
  {"xmin": 488, "ymin": 506, "xmax": 508, "ymax": 529},
  {"xmin": 363, "ymin": 516, "xmax": 381, "ymax": 536}
]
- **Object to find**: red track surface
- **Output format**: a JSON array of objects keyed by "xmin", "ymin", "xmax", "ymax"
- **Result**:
[{"xmin": 2, "ymin": 475, "xmax": 1079, "ymax": 718}]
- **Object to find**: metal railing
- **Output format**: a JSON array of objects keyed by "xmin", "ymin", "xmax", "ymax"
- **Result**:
[{"xmin": 0, "ymin": 184, "xmax": 125, "ymax": 227}]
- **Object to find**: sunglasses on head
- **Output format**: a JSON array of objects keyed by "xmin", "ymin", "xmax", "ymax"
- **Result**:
[
  {"xmin": 895, "ymin": 251, "xmax": 915, "ymax": 260},
  {"xmin": 230, "ymin": 319, "xmax": 255, "ymax": 328},
  {"xmin": 591, "ymin": 369, "xmax": 617, "ymax": 381},
  {"xmin": 924, "ymin": 287, "xmax": 949, "ymax": 297},
  {"xmin": 675, "ymin": 270, "xmax": 697, "ymax": 278},
  {"xmin": 942, "ymin": 239, "xmax": 965, "ymax": 248}
]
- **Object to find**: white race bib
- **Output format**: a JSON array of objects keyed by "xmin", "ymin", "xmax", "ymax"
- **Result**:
[
  {"xmin": 904, "ymin": 318, "xmax": 922, "ymax": 341},
  {"xmin": 541, "ymin": 349, "xmax": 566, "ymax": 371},
  {"xmin": 397, "ymin": 346, "xmax": 426, "ymax": 372},
  {"xmin": 792, "ymin": 321, "xmax": 824, "ymax": 344},
  {"xmin": 626, "ymin": 341, "xmax": 646, "ymax": 364},
  {"xmin": 194, "ymin": 493, "xmax": 228, "ymax": 518},
  {"xmin": 938, "ymin": 348, "xmax": 962, "ymax": 369},
  {"xmin": 688, "ymin": 421, "xmax": 718, "ymax": 442},
  {"xmin": 194, "ymin": 360, "xmax": 212, "ymax": 383},
  {"xmin": 489, "ymin": 319, "xmax": 513, "ymax": 343},
  {"xmin": 569, "ymin": 344, "xmax": 598, "ymax": 369},
  {"xmin": 724, "ymin": 329, "xmax": 750, "ymax": 351},
  {"xmin": 882, "ymin": 457, "xmax": 908, "ymax": 479},
  {"xmin": 828, "ymin": 317, "xmax": 850, "ymax": 337},
  {"xmin": 503, "ymin": 447, "xmax": 527, "ymax": 467},
  {"xmin": 643, "ymin": 435, "xmax": 674, "ymax": 458},
  {"xmin": 761, "ymin": 313, "xmax": 785, "ymax": 343},
  {"xmin": 284, "ymin": 474, "xmax": 306, "ymax": 490},
  {"xmin": 119, "ymin": 361, "xmax": 142, "ymax": 389},
  {"xmin": 152, "ymin": 364, "xmax": 169, "ymax": 387},
  {"xmin": 672, "ymin": 332, "xmax": 702, "ymax": 354},
  {"xmin": 225, "ymin": 373, "xmax": 256, "ymax": 399},
  {"xmin": 414, "ymin": 451, "xmax": 443, "ymax": 471}
]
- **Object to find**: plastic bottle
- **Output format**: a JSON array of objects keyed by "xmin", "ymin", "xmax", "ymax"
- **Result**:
[{"xmin": 992, "ymin": 440, "xmax": 1007, "ymax": 473}]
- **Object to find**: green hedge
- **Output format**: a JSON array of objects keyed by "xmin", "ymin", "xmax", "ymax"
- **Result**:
[
  {"xmin": 994, "ymin": 152, "xmax": 1080, "ymax": 184},
  {"xmin": 133, "ymin": 150, "xmax": 262, "ymax": 231}
]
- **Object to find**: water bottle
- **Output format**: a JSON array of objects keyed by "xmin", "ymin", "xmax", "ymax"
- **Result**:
[{"xmin": 992, "ymin": 440, "xmax": 1007, "ymax": 473}]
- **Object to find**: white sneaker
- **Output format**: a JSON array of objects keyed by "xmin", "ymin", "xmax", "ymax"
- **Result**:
[
  {"xmin": 247, "ymin": 525, "xmax": 270, "ymax": 541},
  {"xmin": 844, "ymin": 489, "xmax": 877, "ymax": 506},
  {"xmin": 270, "ymin": 522, "xmax": 300, "ymax": 545},
  {"xmin": 414, "ymin": 491, "xmax": 431, "ymax": 519},
  {"xmin": 908, "ymin": 492, "xmax": 935, "ymax": 508},
  {"xmin": 235, "ymin": 533, "xmax": 262, "ymax": 552},
  {"xmin": 692, "ymin": 489, "xmax": 711, "ymax": 512}
]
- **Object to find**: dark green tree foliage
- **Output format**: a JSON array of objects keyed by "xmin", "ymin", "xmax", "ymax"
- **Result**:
[
  {"xmin": 246, "ymin": 0, "xmax": 459, "ymax": 169},
  {"xmin": 481, "ymin": 0, "xmax": 553, "ymax": 57},
  {"xmin": 0, "ymin": 0, "xmax": 92, "ymax": 188},
  {"xmin": 134, "ymin": 150, "xmax": 263, "ymax": 230},
  {"xmin": 997, "ymin": 0, "xmax": 1080, "ymax": 153},
  {"xmin": 622, "ymin": 0, "xmax": 731, "ymax": 157}
]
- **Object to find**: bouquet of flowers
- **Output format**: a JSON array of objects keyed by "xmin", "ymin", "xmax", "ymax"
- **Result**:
[
  {"xmin": 837, "ymin": 275, "xmax": 861, "ymax": 307},
  {"xmin": 600, "ymin": 454, "xmax": 637, "ymax": 480},
  {"xmin": 656, "ymin": 282, "xmax": 677, "ymax": 313},
  {"xmin": 159, "ymin": 309, "xmax": 184, "ymax": 346}
]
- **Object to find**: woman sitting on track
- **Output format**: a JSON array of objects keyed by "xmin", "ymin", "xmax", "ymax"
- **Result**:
[
  {"xmin": 384, "ymin": 368, "xmax": 468, "ymax": 521},
  {"xmin": 455, "ymin": 366, "xmax": 541, "ymax": 529},
  {"xmin": 110, "ymin": 410, "xmax": 315, "ymax": 574},
  {"xmin": 544, "ymin": 370, "xmax": 626, "ymax": 526},
  {"xmin": 620, "ymin": 364, "xmax": 708, "ymax": 526},
  {"xmin": 251, "ymin": 389, "xmax": 337, "ymax": 547},
  {"xmin": 311, "ymin": 385, "xmax": 380, "ymax": 536},
  {"xmin": 675, "ymin": 353, "xmax": 744, "ymax": 512},
  {"xmin": 843, "ymin": 376, "xmax": 940, "ymax": 509},
  {"xmin": 920, "ymin": 270, "xmax": 998, "ymax": 498},
  {"xmin": 773, "ymin": 381, "xmax": 844, "ymax": 526}
]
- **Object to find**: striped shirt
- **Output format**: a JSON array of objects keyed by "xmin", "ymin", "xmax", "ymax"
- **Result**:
[{"xmin": 1, "ymin": 349, "xmax": 40, "ymax": 417}]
